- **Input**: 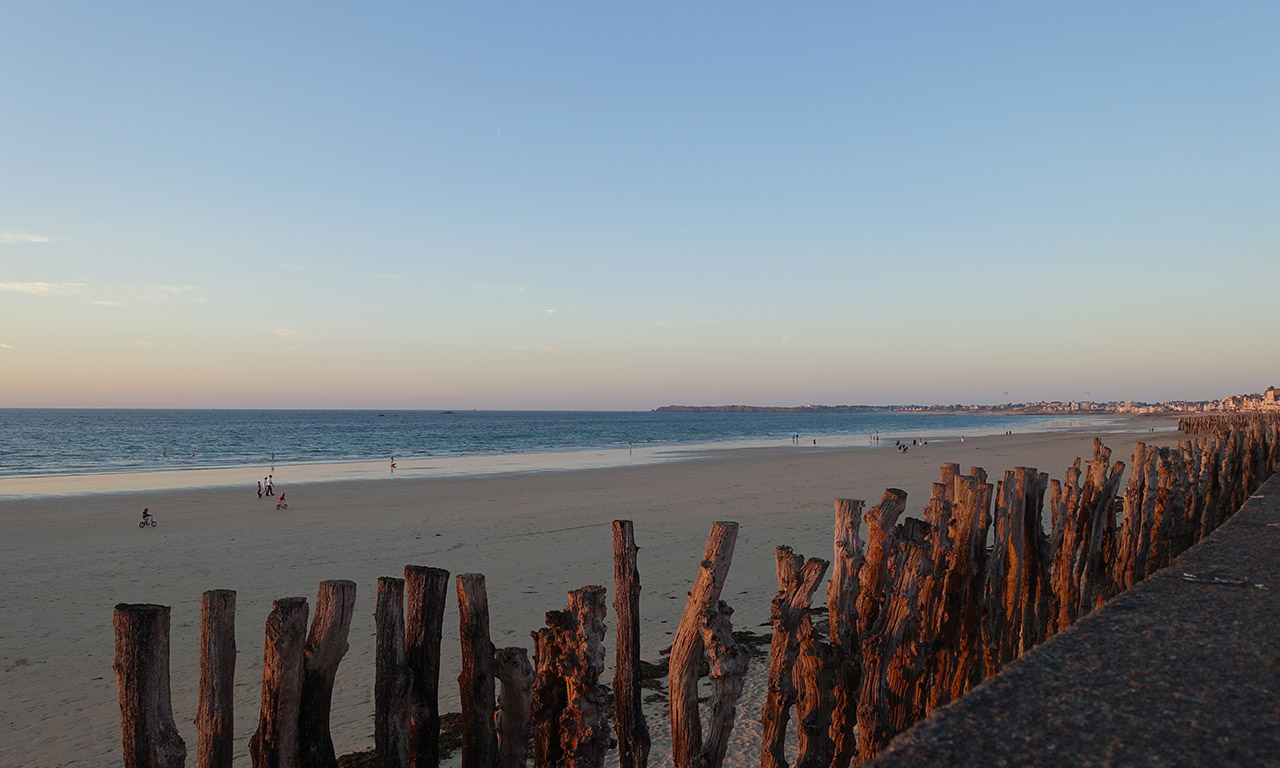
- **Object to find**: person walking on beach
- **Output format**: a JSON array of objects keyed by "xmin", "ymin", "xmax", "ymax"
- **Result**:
[
  {"xmin": 257, "ymin": 481, "xmax": 263, "ymax": 498},
  {"xmin": 266, "ymin": 475, "xmax": 274, "ymax": 495}
]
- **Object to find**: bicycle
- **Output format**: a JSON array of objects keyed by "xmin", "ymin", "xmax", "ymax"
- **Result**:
[{"xmin": 139, "ymin": 518, "xmax": 157, "ymax": 528}]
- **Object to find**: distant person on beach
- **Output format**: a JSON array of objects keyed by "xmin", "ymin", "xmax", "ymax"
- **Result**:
[
  {"xmin": 141, "ymin": 507, "xmax": 152, "ymax": 523},
  {"xmin": 390, "ymin": 457, "xmax": 396, "ymax": 472}
]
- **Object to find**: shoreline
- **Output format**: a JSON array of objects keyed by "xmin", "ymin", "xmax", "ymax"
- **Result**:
[
  {"xmin": 0, "ymin": 415, "xmax": 1182, "ymax": 767},
  {"xmin": 0, "ymin": 414, "xmax": 1126, "ymax": 500}
]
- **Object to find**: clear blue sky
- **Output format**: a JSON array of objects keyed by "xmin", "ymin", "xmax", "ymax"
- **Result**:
[{"xmin": 2, "ymin": 2, "xmax": 1276, "ymax": 408}]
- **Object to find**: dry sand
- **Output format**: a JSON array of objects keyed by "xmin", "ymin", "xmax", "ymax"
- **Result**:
[{"xmin": 0, "ymin": 417, "xmax": 1182, "ymax": 767}]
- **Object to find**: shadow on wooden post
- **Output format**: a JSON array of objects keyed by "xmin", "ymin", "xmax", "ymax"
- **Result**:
[
  {"xmin": 456, "ymin": 574, "xmax": 498, "ymax": 768},
  {"xmin": 300, "ymin": 579, "xmax": 357, "ymax": 768},
  {"xmin": 113, "ymin": 603, "xmax": 187, "ymax": 768},
  {"xmin": 405, "ymin": 565, "xmax": 450, "ymax": 768},
  {"xmin": 197, "ymin": 589, "xmax": 236, "ymax": 768},
  {"xmin": 375, "ymin": 577, "xmax": 412, "ymax": 768},
  {"xmin": 250, "ymin": 596, "xmax": 309, "ymax": 767}
]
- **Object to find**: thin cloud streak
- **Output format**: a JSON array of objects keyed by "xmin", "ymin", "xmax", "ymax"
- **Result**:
[
  {"xmin": 0, "ymin": 282, "xmax": 86, "ymax": 296},
  {"xmin": 0, "ymin": 232, "xmax": 51, "ymax": 244}
]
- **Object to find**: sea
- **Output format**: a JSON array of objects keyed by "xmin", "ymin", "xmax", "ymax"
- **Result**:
[{"xmin": 0, "ymin": 408, "xmax": 1094, "ymax": 480}]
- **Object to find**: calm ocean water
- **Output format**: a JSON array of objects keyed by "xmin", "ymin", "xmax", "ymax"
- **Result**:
[{"xmin": 0, "ymin": 409, "xmax": 1073, "ymax": 479}]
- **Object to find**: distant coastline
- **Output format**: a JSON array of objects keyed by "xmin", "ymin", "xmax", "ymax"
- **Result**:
[
  {"xmin": 655, "ymin": 401, "xmax": 1220, "ymax": 416},
  {"xmin": 654, "ymin": 404, "xmax": 891, "ymax": 414}
]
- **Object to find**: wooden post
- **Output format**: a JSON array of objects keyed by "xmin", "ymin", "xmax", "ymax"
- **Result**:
[
  {"xmin": 113, "ymin": 603, "xmax": 187, "ymax": 768},
  {"xmin": 981, "ymin": 468, "xmax": 1049, "ymax": 675},
  {"xmin": 761, "ymin": 549, "xmax": 829, "ymax": 768},
  {"xmin": 827, "ymin": 498, "xmax": 865, "ymax": 768},
  {"xmin": 532, "ymin": 586, "xmax": 612, "ymax": 768},
  {"xmin": 197, "ymin": 590, "xmax": 236, "ymax": 768},
  {"xmin": 669, "ymin": 521, "xmax": 739, "ymax": 768},
  {"xmin": 794, "ymin": 619, "xmax": 838, "ymax": 768},
  {"xmin": 611, "ymin": 520, "xmax": 650, "ymax": 768},
  {"xmin": 495, "ymin": 647, "xmax": 534, "ymax": 768},
  {"xmin": 935, "ymin": 473, "xmax": 992, "ymax": 706},
  {"xmin": 456, "ymin": 574, "xmax": 498, "ymax": 768},
  {"xmin": 697, "ymin": 601, "xmax": 748, "ymax": 768},
  {"xmin": 857, "ymin": 490, "xmax": 908, "ymax": 637},
  {"xmin": 405, "ymin": 565, "xmax": 450, "ymax": 768},
  {"xmin": 376, "ymin": 577, "xmax": 412, "ymax": 768},
  {"xmin": 299, "ymin": 580, "xmax": 357, "ymax": 768},
  {"xmin": 250, "ymin": 596, "xmax": 309, "ymax": 768},
  {"xmin": 856, "ymin": 530, "xmax": 931, "ymax": 763}
]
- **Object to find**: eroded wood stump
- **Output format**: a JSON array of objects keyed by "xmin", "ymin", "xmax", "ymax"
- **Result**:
[
  {"xmin": 300, "ymin": 580, "xmax": 357, "ymax": 768},
  {"xmin": 456, "ymin": 574, "xmax": 498, "ymax": 768},
  {"xmin": 250, "ymin": 596, "xmax": 309, "ymax": 768},
  {"xmin": 114, "ymin": 603, "xmax": 187, "ymax": 768},
  {"xmin": 405, "ymin": 565, "xmax": 450, "ymax": 768},
  {"xmin": 376, "ymin": 577, "xmax": 412, "ymax": 768},
  {"xmin": 197, "ymin": 589, "xmax": 236, "ymax": 768}
]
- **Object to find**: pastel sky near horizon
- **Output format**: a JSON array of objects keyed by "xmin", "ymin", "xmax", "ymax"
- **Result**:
[{"xmin": 2, "ymin": 2, "xmax": 1277, "ymax": 410}]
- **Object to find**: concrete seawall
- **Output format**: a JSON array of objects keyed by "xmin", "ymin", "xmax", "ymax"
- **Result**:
[{"xmin": 870, "ymin": 472, "xmax": 1280, "ymax": 767}]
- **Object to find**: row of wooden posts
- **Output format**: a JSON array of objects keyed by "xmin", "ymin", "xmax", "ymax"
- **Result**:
[
  {"xmin": 114, "ymin": 422, "xmax": 1279, "ymax": 768},
  {"xmin": 1177, "ymin": 412, "xmax": 1280, "ymax": 433}
]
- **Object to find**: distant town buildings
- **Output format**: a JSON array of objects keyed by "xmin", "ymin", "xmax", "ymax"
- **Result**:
[
  {"xmin": 660, "ymin": 386, "xmax": 1280, "ymax": 416},
  {"xmin": 895, "ymin": 386, "xmax": 1280, "ymax": 415}
]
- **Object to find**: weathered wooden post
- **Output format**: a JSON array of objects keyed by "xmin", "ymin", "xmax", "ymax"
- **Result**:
[
  {"xmin": 456, "ymin": 574, "xmax": 498, "ymax": 768},
  {"xmin": 495, "ymin": 647, "xmax": 534, "ymax": 768},
  {"xmin": 856, "ymin": 525, "xmax": 931, "ymax": 763},
  {"xmin": 197, "ymin": 589, "xmax": 236, "ymax": 768},
  {"xmin": 299, "ymin": 580, "xmax": 357, "ymax": 768},
  {"xmin": 405, "ymin": 565, "xmax": 450, "ymax": 768},
  {"xmin": 376, "ymin": 577, "xmax": 412, "ymax": 768},
  {"xmin": 943, "ymin": 472, "xmax": 992, "ymax": 702},
  {"xmin": 981, "ymin": 467, "xmax": 1049, "ymax": 676},
  {"xmin": 828, "ymin": 498, "xmax": 865, "ymax": 768},
  {"xmin": 697, "ymin": 600, "xmax": 748, "ymax": 768},
  {"xmin": 611, "ymin": 520, "xmax": 650, "ymax": 768},
  {"xmin": 857, "ymin": 490, "xmax": 908, "ymax": 638},
  {"xmin": 761, "ymin": 548, "xmax": 829, "ymax": 768},
  {"xmin": 113, "ymin": 603, "xmax": 187, "ymax": 768},
  {"xmin": 669, "ymin": 521, "xmax": 738, "ymax": 768},
  {"xmin": 250, "ymin": 596, "xmax": 309, "ymax": 768},
  {"xmin": 532, "ymin": 586, "xmax": 612, "ymax": 768},
  {"xmin": 794, "ymin": 619, "xmax": 838, "ymax": 768}
]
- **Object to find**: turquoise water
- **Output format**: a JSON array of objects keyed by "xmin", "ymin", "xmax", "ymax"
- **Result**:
[{"xmin": 0, "ymin": 409, "xmax": 1068, "ymax": 478}]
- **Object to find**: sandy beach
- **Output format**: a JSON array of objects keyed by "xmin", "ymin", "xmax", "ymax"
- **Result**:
[{"xmin": 0, "ymin": 417, "xmax": 1182, "ymax": 767}]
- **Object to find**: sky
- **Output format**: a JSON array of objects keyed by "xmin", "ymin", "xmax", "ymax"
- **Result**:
[{"xmin": 2, "ymin": 2, "xmax": 1277, "ymax": 410}]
